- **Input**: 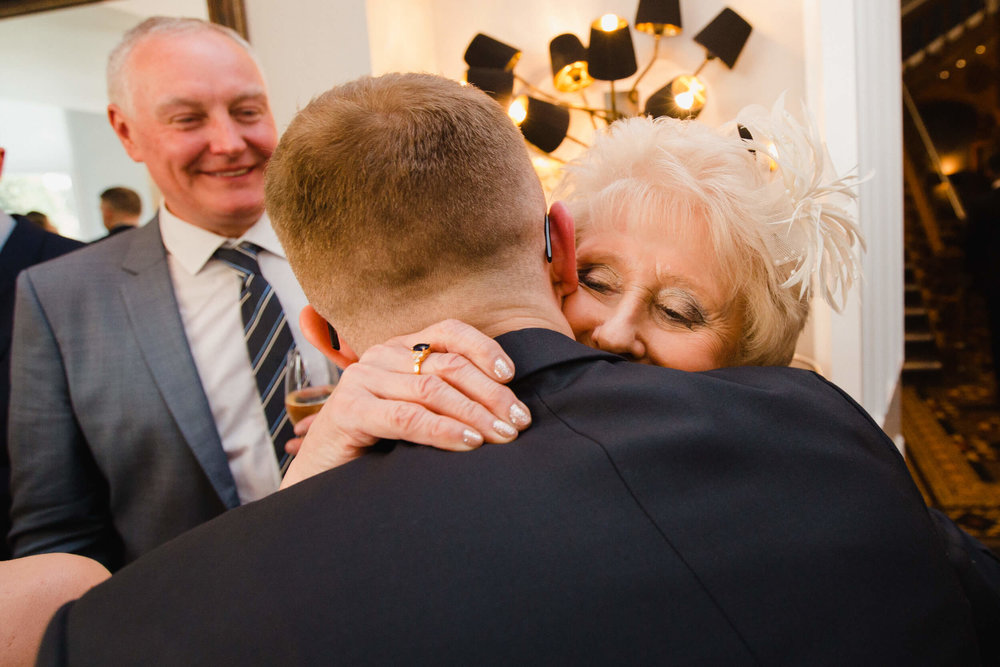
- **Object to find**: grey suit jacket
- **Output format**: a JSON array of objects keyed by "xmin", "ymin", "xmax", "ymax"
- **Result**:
[{"xmin": 7, "ymin": 218, "xmax": 239, "ymax": 570}]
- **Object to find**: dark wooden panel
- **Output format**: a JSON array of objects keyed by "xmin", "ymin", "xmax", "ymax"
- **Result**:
[
  {"xmin": 0, "ymin": 0, "xmax": 103, "ymax": 19},
  {"xmin": 206, "ymin": 0, "xmax": 247, "ymax": 40}
]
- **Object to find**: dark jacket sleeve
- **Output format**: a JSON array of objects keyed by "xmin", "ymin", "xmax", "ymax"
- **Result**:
[
  {"xmin": 928, "ymin": 508, "xmax": 1000, "ymax": 663},
  {"xmin": 35, "ymin": 601, "xmax": 73, "ymax": 667}
]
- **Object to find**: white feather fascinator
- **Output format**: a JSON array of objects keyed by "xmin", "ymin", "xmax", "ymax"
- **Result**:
[{"xmin": 731, "ymin": 95, "xmax": 866, "ymax": 312}]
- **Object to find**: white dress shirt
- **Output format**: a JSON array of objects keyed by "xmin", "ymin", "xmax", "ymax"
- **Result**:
[{"xmin": 159, "ymin": 206, "xmax": 331, "ymax": 503}]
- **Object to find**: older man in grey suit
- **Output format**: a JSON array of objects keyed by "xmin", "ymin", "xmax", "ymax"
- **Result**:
[{"xmin": 6, "ymin": 17, "xmax": 329, "ymax": 571}]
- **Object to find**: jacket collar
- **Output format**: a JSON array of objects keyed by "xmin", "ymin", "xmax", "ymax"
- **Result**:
[{"xmin": 495, "ymin": 328, "xmax": 621, "ymax": 382}]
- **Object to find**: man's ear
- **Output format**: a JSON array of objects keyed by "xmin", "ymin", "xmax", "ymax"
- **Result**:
[
  {"xmin": 547, "ymin": 201, "xmax": 578, "ymax": 298},
  {"xmin": 107, "ymin": 105, "xmax": 143, "ymax": 163},
  {"xmin": 299, "ymin": 305, "xmax": 358, "ymax": 369}
]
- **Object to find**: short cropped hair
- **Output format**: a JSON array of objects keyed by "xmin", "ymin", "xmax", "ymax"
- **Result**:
[
  {"xmin": 107, "ymin": 16, "xmax": 256, "ymax": 113},
  {"xmin": 266, "ymin": 73, "xmax": 543, "ymax": 342},
  {"xmin": 556, "ymin": 116, "xmax": 809, "ymax": 367},
  {"xmin": 100, "ymin": 187, "xmax": 142, "ymax": 217}
]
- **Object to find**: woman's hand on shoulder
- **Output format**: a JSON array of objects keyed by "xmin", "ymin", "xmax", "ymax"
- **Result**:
[{"xmin": 280, "ymin": 319, "xmax": 531, "ymax": 488}]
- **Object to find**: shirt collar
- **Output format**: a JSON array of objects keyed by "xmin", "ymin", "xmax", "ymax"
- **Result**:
[{"xmin": 158, "ymin": 205, "xmax": 286, "ymax": 276}]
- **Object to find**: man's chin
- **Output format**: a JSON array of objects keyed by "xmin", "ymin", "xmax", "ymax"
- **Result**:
[{"xmin": 193, "ymin": 202, "xmax": 265, "ymax": 236}]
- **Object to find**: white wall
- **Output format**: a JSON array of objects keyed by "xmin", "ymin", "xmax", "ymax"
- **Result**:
[
  {"xmin": 245, "ymin": 0, "xmax": 373, "ymax": 131},
  {"xmin": 800, "ymin": 0, "xmax": 904, "ymax": 427}
]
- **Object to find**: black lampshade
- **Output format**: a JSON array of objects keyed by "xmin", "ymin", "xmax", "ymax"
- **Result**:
[
  {"xmin": 635, "ymin": 0, "xmax": 682, "ymax": 37},
  {"xmin": 464, "ymin": 33, "xmax": 522, "ymax": 71},
  {"xmin": 549, "ymin": 33, "xmax": 593, "ymax": 92},
  {"xmin": 643, "ymin": 75, "xmax": 706, "ymax": 120},
  {"xmin": 693, "ymin": 7, "xmax": 752, "ymax": 69},
  {"xmin": 512, "ymin": 96, "xmax": 570, "ymax": 153},
  {"xmin": 587, "ymin": 15, "xmax": 638, "ymax": 81},
  {"xmin": 466, "ymin": 67, "xmax": 515, "ymax": 105}
]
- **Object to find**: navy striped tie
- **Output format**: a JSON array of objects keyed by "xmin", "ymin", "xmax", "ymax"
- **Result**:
[{"xmin": 213, "ymin": 242, "xmax": 295, "ymax": 467}]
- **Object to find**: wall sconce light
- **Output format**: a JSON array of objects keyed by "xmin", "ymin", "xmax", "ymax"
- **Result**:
[
  {"xmin": 466, "ymin": 66, "xmax": 515, "ymax": 106},
  {"xmin": 509, "ymin": 96, "xmax": 572, "ymax": 153},
  {"xmin": 647, "ymin": 7, "xmax": 752, "ymax": 119},
  {"xmin": 462, "ymin": 2, "xmax": 753, "ymax": 153},
  {"xmin": 549, "ymin": 33, "xmax": 593, "ymax": 93}
]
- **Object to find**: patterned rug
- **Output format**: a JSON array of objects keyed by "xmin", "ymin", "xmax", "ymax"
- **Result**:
[
  {"xmin": 904, "ymin": 384, "xmax": 1000, "ymax": 550},
  {"xmin": 902, "ymin": 239, "xmax": 1000, "ymax": 552}
]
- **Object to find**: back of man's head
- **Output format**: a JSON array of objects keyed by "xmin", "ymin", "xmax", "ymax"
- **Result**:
[
  {"xmin": 266, "ymin": 73, "xmax": 547, "ymax": 350},
  {"xmin": 99, "ymin": 186, "xmax": 142, "ymax": 226}
]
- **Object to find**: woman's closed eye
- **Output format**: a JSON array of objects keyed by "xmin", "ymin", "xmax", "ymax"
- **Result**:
[
  {"xmin": 655, "ymin": 293, "xmax": 707, "ymax": 329},
  {"xmin": 578, "ymin": 265, "xmax": 620, "ymax": 295}
]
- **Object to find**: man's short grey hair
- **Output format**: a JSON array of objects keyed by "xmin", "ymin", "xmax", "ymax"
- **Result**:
[{"xmin": 107, "ymin": 16, "xmax": 257, "ymax": 113}]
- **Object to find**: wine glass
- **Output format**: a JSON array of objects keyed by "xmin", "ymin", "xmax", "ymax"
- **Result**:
[{"xmin": 284, "ymin": 348, "xmax": 338, "ymax": 426}]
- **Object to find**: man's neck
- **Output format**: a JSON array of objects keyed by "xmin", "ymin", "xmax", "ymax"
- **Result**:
[
  {"xmin": 351, "ymin": 298, "xmax": 574, "ymax": 356},
  {"xmin": 475, "ymin": 311, "xmax": 574, "ymax": 341}
]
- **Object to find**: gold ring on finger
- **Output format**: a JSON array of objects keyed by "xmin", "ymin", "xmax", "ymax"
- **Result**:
[{"xmin": 411, "ymin": 343, "xmax": 431, "ymax": 375}]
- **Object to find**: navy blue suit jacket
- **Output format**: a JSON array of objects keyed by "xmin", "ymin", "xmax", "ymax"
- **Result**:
[
  {"xmin": 39, "ymin": 329, "xmax": 982, "ymax": 664},
  {"xmin": 0, "ymin": 216, "xmax": 81, "ymax": 560}
]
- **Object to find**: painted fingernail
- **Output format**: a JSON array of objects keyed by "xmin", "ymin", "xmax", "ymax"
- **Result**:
[
  {"xmin": 493, "ymin": 420, "xmax": 517, "ymax": 438},
  {"xmin": 494, "ymin": 358, "xmax": 513, "ymax": 381},
  {"xmin": 509, "ymin": 403, "xmax": 531, "ymax": 428},
  {"xmin": 463, "ymin": 429, "xmax": 484, "ymax": 448}
]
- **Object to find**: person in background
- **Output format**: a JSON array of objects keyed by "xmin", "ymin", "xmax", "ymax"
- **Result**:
[
  {"xmin": 965, "ymin": 150, "xmax": 1000, "ymax": 402},
  {"xmin": 98, "ymin": 186, "xmax": 142, "ymax": 237},
  {"xmin": 6, "ymin": 16, "xmax": 329, "ymax": 572},
  {"xmin": 22, "ymin": 211, "xmax": 58, "ymax": 234},
  {"xmin": 0, "ymin": 147, "xmax": 82, "ymax": 562},
  {"xmin": 36, "ymin": 73, "xmax": 981, "ymax": 665}
]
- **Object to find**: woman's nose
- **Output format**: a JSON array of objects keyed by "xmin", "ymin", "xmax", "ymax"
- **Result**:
[{"xmin": 591, "ymin": 301, "xmax": 646, "ymax": 360}]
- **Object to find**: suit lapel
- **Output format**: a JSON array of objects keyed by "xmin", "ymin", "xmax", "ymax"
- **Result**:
[{"xmin": 119, "ymin": 217, "xmax": 240, "ymax": 509}]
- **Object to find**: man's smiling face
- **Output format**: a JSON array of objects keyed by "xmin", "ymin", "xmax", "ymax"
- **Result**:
[{"xmin": 109, "ymin": 29, "xmax": 277, "ymax": 237}]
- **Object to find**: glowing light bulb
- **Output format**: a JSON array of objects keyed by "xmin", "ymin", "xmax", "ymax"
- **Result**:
[
  {"xmin": 599, "ymin": 14, "xmax": 620, "ymax": 32},
  {"xmin": 765, "ymin": 141, "xmax": 780, "ymax": 171},
  {"xmin": 675, "ymin": 91, "xmax": 694, "ymax": 110},
  {"xmin": 508, "ymin": 97, "xmax": 528, "ymax": 125}
]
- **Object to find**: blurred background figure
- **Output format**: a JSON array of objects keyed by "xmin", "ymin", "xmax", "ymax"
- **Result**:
[
  {"xmin": 22, "ymin": 211, "xmax": 58, "ymax": 234},
  {"xmin": 98, "ymin": 186, "xmax": 141, "ymax": 237},
  {"xmin": 0, "ymin": 146, "xmax": 82, "ymax": 561},
  {"xmin": 964, "ymin": 149, "xmax": 1000, "ymax": 401}
]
